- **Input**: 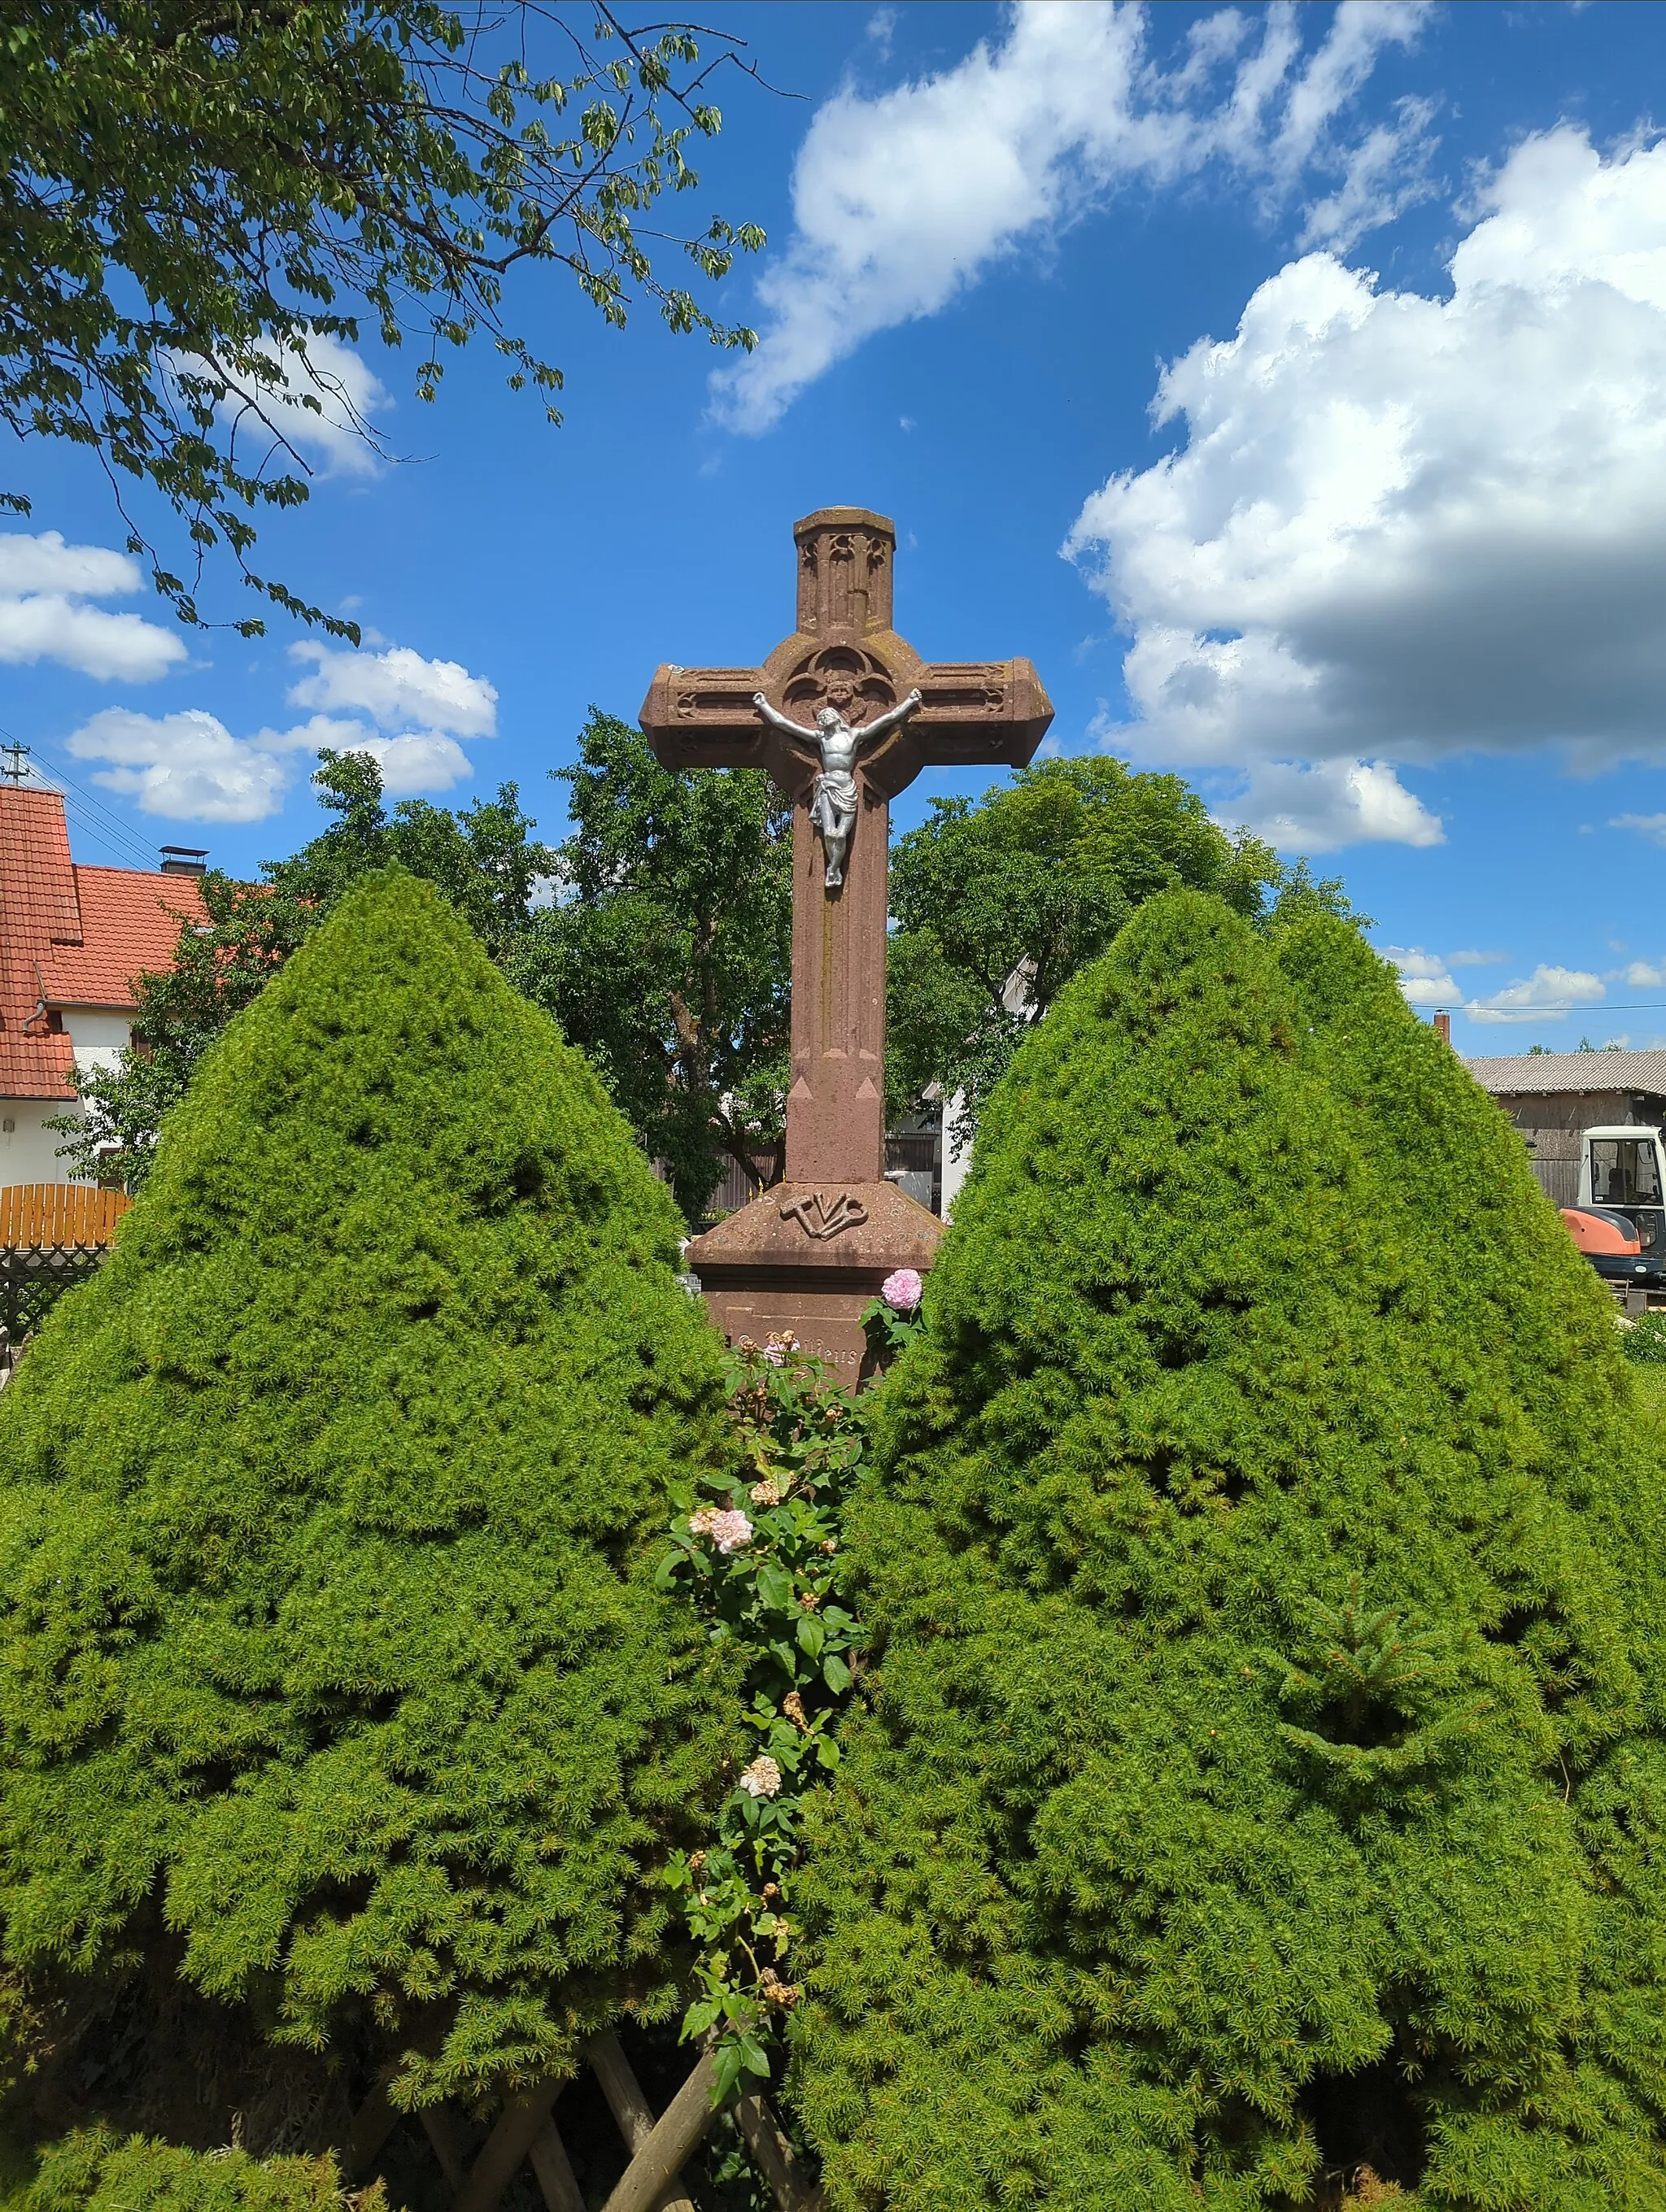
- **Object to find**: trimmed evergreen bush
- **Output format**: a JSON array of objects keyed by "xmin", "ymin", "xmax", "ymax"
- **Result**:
[
  {"xmin": 789, "ymin": 890, "xmax": 1666, "ymax": 2208},
  {"xmin": 0, "ymin": 872, "xmax": 740, "ymax": 2112},
  {"xmin": 1623, "ymin": 1312, "xmax": 1666, "ymax": 1366},
  {"xmin": 27, "ymin": 2128, "xmax": 379, "ymax": 2212}
]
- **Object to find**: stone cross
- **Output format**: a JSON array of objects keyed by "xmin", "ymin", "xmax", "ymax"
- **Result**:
[{"xmin": 640, "ymin": 507, "xmax": 1052, "ymax": 1191}]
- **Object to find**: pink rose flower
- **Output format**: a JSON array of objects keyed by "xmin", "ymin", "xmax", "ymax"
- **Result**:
[
  {"xmin": 689, "ymin": 1506, "xmax": 754, "ymax": 1555},
  {"xmin": 881, "ymin": 1267, "xmax": 923, "ymax": 1313}
]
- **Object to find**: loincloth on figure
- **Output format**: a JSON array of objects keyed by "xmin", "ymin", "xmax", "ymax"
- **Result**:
[{"xmin": 809, "ymin": 769, "xmax": 858, "ymax": 834}]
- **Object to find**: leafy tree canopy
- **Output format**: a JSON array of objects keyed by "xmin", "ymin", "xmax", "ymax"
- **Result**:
[
  {"xmin": 792, "ymin": 890, "xmax": 1666, "ymax": 2208},
  {"xmin": 2, "ymin": 3, "xmax": 763, "ymax": 634},
  {"xmin": 53, "ymin": 748, "xmax": 555, "ymax": 1186},
  {"xmin": 511, "ymin": 710, "xmax": 792, "ymax": 1227},
  {"xmin": 885, "ymin": 756, "xmax": 1360, "ymax": 1144},
  {"xmin": 0, "ymin": 872, "xmax": 740, "ymax": 2117}
]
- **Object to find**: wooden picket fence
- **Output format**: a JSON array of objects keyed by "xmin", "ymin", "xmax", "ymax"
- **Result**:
[
  {"xmin": 348, "ymin": 2035, "xmax": 822, "ymax": 2212},
  {"xmin": 0, "ymin": 1183, "xmax": 129, "ymax": 1250}
]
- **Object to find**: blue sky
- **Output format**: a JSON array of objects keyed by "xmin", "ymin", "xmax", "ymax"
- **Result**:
[{"xmin": 7, "ymin": 0, "xmax": 1666, "ymax": 1047}]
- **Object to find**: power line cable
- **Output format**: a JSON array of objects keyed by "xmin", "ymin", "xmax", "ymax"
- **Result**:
[
  {"xmin": 1445, "ymin": 1002, "xmax": 1666, "ymax": 1019},
  {"xmin": 0, "ymin": 721, "xmax": 168, "ymax": 869},
  {"xmin": 32, "ymin": 763, "xmax": 165, "ymax": 868}
]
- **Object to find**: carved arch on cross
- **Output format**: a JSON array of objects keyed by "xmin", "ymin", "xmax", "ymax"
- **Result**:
[{"xmin": 781, "ymin": 644, "xmax": 896, "ymax": 726}]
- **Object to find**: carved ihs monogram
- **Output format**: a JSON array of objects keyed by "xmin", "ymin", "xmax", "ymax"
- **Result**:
[{"xmin": 779, "ymin": 1191, "xmax": 869, "ymax": 1241}]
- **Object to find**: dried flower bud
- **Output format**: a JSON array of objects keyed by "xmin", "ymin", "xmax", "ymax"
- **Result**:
[{"xmin": 783, "ymin": 1691, "xmax": 808, "ymax": 1731}]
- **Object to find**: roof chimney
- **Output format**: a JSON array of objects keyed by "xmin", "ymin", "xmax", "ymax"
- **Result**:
[
  {"xmin": 159, "ymin": 846, "xmax": 209, "ymax": 876},
  {"xmin": 1434, "ymin": 1010, "xmax": 1451, "ymax": 1046}
]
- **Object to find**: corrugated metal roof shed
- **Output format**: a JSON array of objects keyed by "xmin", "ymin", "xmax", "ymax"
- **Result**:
[{"xmin": 1463, "ymin": 1049, "xmax": 1666, "ymax": 1097}]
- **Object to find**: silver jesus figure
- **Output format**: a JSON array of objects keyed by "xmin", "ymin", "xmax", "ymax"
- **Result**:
[{"xmin": 752, "ymin": 687, "xmax": 923, "ymax": 887}]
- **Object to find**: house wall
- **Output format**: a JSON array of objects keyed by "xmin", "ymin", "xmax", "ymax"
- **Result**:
[
  {"xmin": 0, "ymin": 1099, "xmax": 89, "ymax": 1186},
  {"xmin": 62, "ymin": 1009, "xmax": 133, "ymax": 1073},
  {"xmin": 0, "ymin": 1012, "xmax": 133, "ymax": 1191}
]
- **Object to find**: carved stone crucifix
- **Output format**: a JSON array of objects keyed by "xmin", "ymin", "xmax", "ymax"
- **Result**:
[
  {"xmin": 639, "ymin": 507, "xmax": 1053, "ymax": 1198},
  {"xmin": 752, "ymin": 686, "xmax": 923, "ymax": 887}
]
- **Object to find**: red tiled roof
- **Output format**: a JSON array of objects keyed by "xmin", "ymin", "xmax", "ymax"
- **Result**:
[{"xmin": 0, "ymin": 788, "xmax": 204, "ymax": 1099}]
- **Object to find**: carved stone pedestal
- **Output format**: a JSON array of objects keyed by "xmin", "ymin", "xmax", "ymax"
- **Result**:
[{"xmin": 686, "ymin": 1179, "xmax": 944, "ymax": 1378}]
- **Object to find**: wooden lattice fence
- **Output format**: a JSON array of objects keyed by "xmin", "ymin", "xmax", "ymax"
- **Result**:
[
  {"xmin": 0, "ymin": 1183, "xmax": 130, "ymax": 1365},
  {"xmin": 348, "ymin": 2036, "xmax": 822, "ymax": 2212}
]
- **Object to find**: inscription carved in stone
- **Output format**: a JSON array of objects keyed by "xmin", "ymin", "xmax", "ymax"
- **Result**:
[{"xmin": 779, "ymin": 1191, "xmax": 870, "ymax": 1241}]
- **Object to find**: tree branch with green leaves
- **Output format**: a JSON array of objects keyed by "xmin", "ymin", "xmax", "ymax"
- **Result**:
[{"xmin": 2, "ymin": 2, "xmax": 766, "ymax": 635}]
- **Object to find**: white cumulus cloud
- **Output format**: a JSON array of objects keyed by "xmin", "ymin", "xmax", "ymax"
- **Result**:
[
  {"xmin": 1382, "ymin": 944, "xmax": 1459, "ymax": 1008},
  {"xmin": 1384, "ymin": 945, "xmax": 1603, "ymax": 1021},
  {"xmin": 176, "ymin": 333, "xmax": 394, "ymax": 481},
  {"xmin": 714, "ymin": 0, "xmax": 1430, "ymax": 433},
  {"xmin": 334, "ymin": 731, "xmax": 472, "ymax": 796},
  {"xmin": 64, "ymin": 708, "xmax": 297, "ymax": 823},
  {"xmin": 1613, "ymin": 812, "xmax": 1666, "ymax": 847},
  {"xmin": 61, "ymin": 668, "xmax": 483, "ymax": 822},
  {"xmin": 1466, "ymin": 966, "xmax": 1606, "ymax": 1026},
  {"xmin": 0, "ymin": 531, "xmax": 185, "ymax": 682},
  {"xmin": 1222, "ymin": 756, "xmax": 1442, "ymax": 851},
  {"xmin": 287, "ymin": 641, "xmax": 498, "ymax": 737},
  {"xmin": 264, "ymin": 333, "xmax": 393, "ymax": 478},
  {"xmin": 1070, "ymin": 126, "xmax": 1666, "ymax": 795}
]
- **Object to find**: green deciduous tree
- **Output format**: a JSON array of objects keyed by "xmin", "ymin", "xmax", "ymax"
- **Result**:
[
  {"xmin": 52, "ymin": 749, "xmax": 554, "ymax": 1186},
  {"xmin": 0, "ymin": 872, "xmax": 741, "ymax": 2122},
  {"xmin": 885, "ymin": 756, "xmax": 1359, "ymax": 1146},
  {"xmin": 2, "ymin": 2, "xmax": 763, "ymax": 634},
  {"xmin": 791, "ymin": 890, "xmax": 1666, "ymax": 2207},
  {"xmin": 512, "ymin": 710, "xmax": 792, "ymax": 1227},
  {"xmin": 265, "ymin": 747, "xmax": 553, "ymax": 956}
]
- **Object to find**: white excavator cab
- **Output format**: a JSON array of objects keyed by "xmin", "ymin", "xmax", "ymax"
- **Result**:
[{"xmin": 1578, "ymin": 1126, "xmax": 1666, "ymax": 1262}]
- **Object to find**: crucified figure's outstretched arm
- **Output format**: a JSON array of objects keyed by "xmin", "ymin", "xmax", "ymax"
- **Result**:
[
  {"xmin": 752, "ymin": 693, "xmax": 807, "ymax": 736},
  {"xmin": 855, "ymin": 688, "xmax": 924, "ymax": 743},
  {"xmin": 751, "ymin": 689, "xmax": 923, "ymax": 742}
]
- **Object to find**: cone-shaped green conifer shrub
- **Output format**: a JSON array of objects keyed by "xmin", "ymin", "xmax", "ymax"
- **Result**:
[
  {"xmin": 789, "ymin": 890, "xmax": 1666, "ymax": 2209},
  {"xmin": 0, "ymin": 872, "xmax": 740, "ymax": 2111}
]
